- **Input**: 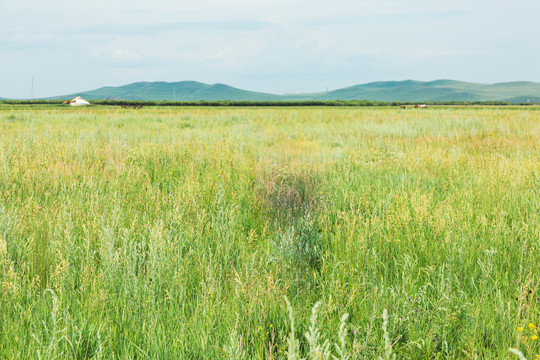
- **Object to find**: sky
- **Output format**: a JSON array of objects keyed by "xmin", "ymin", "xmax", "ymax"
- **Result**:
[{"xmin": 1, "ymin": 0, "xmax": 539, "ymax": 98}]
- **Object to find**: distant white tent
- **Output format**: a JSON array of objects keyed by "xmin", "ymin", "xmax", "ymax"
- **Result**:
[{"xmin": 64, "ymin": 96, "xmax": 90, "ymax": 106}]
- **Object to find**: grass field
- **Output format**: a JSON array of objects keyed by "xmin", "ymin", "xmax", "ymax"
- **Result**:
[{"xmin": 0, "ymin": 105, "xmax": 539, "ymax": 359}]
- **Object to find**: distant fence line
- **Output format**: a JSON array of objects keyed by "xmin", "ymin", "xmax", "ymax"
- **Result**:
[{"xmin": 1, "ymin": 99, "xmax": 537, "ymax": 106}]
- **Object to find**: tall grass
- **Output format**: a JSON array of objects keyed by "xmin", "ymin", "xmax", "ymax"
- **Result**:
[{"xmin": 0, "ymin": 105, "xmax": 539, "ymax": 358}]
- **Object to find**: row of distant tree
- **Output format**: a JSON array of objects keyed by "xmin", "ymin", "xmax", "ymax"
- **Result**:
[{"xmin": 1, "ymin": 99, "xmax": 536, "ymax": 106}]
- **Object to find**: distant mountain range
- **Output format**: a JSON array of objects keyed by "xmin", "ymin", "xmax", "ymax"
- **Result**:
[
  {"xmin": 49, "ymin": 81, "xmax": 282, "ymax": 102},
  {"xmin": 32, "ymin": 80, "xmax": 540, "ymax": 103}
]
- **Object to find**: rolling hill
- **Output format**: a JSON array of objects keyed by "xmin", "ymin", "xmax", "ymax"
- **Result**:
[
  {"xmin": 48, "ymin": 80, "xmax": 540, "ymax": 103},
  {"xmin": 313, "ymin": 80, "xmax": 540, "ymax": 102},
  {"xmin": 51, "ymin": 81, "xmax": 283, "ymax": 101}
]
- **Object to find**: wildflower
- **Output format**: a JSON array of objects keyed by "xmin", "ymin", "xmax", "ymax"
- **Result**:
[
  {"xmin": 529, "ymin": 323, "xmax": 536, "ymax": 330},
  {"xmin": 518, "ymin": 327, "xmax": 523, "ymax": 332},
  {"xmin": 533, "ymin": 335, "xmax": 538, "ymax": 341}
]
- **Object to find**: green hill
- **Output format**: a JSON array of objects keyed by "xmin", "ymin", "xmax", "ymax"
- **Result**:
[
  {"xmin": 51, "ymin": 81, "xmax": 283, "ymax": 101},
  {"xmin": 47, "ymin": 80, "xmax": 540, "ymax": 103},
  {"xmin": 315, "ymin": 80, "xmax": 540, "ymax": 102}
]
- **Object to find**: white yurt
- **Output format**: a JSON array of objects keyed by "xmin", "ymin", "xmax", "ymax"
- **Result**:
[{"xmin": 65, "ymin": 96, "xmax": 90, "ymax": 106}]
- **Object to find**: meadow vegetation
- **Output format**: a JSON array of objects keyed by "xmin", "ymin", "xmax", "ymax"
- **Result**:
[{"xmin": 0, "ymin": 105, "xmax": 539, "ymax": 359}]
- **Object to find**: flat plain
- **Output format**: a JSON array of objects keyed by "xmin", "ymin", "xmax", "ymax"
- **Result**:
[{"xmin": 0, "ymin": 105, "xmax": 539, "ymax": 359}]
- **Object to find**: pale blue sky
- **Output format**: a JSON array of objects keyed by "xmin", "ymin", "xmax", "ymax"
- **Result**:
[{"xmin": 1, "ymin": 0, "xmax": 539, "ymax": 98}]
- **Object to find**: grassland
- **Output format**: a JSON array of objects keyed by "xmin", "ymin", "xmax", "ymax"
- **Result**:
[{"xmin": 0, "ymin": 105, "xmax": 539, "ymax": 359}]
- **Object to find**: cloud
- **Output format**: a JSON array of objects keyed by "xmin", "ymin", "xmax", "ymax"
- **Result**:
[
  {"xmin": 1, "ymin": 0, "xmax": 539, "ymax": 98},
  {"xmin": 404, "ymin": 49, "xmax": 483, "ymax": 60},
  {"xmin": 78, "ymin": 20, "xmax": 270, "ymax": 37},
  {"xmin": 111, "ymin": 49, "xmax": 141, "ymax": 60}
]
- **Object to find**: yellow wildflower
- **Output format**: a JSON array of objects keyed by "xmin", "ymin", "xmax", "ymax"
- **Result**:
[
  {"xmin": 518, "ymin": 327, "xmax": 523, "ymax": 332},
  {"xmin": 529, "ymin": 323, "xmax": 536, "ymax": 330},
  {"xmin": 532, "ymin": 335, "xmax": 538, "ymax": 341}
]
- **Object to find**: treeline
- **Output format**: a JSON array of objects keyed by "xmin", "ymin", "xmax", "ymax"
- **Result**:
[
  {"xmin": 1, "ymin": 99, "xmax": 66, "ymax": 105},
  {"xmin": 1, "ymin": 99, "xmax": 535, "ymax": 106},
  {"xmin": 0, "ymin": 99, "xmax": 390, "ymax": 106},
  {"xmin": 98, "ymin": 99, "xmax": 395, "ymax": 106}
]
